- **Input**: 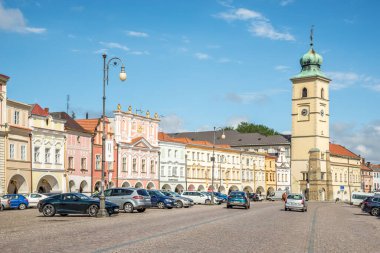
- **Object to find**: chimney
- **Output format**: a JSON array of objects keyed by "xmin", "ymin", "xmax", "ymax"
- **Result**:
[
  {"xmin": 366, "ymin": 161, "xmax": 371, "ymax": 167},
  {"xmin": 86, "ymin": 112, "xmax": 89, "ymax": 119},
  {"xmin": 44, "ymin": 108, "xmax": 49, "ymax": 113}
]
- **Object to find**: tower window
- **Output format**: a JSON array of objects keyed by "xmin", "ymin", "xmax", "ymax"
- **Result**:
[
  {"xmin": 321, "ymin": 88, "xmax": 325, "ymax": 99},
  {"xmin": 302, "ymin": 88, "xmax": 308, "ymax": 98}
]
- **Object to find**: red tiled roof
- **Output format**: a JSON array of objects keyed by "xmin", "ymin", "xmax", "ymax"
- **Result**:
[
  {"xmin": 30, "ymin": 104, "xmax": 49, "ymax": 117},
  {"xmin": 76, "ymin": 119, "xmax": 100, "ymax": 133},
  {"xmin": 361, "ymin": 164, "xmax": 373, "ymax": 171},
  {"xmin": 167, "ymin": 135, "xmax": 231, "ymax": 148},
  {"xmin": 0, "ymin": 74, "xmax": 10, "ymax": 80},
  {"xmin": 329, "ymin": 143, "xmax": 360, "ymax": 159},
  {"xmin": 51, "ymin": 112, "xmax": 90, "ymax": 133},
  {"xmin": 130, "ymin": 137, "xmax": 144, "ymax": 144}
]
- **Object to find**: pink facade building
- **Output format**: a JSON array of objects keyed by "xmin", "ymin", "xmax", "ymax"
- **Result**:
[
  {"xmin": 113, "ymin": 106, "xmax": 160, "ymax": 189},
  {"xmin": 51, "ymin": 112, "xmax": 92, "ymax": 194}
]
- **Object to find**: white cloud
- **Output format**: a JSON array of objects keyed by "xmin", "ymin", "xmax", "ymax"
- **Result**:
[
  {"xmin": 99, "ymin": 41, "xmax": 129, "ymax": 51},
  {"xmin": 249, "ymin": 21, "xmax": 295, "ymax": 41},
  {"xmin": 326, "ymin": 71, "xmax": 361, "ymax": 90},
  {"xmin": 215, "ymin": 7, "xmax": 294, "ymax": 41},
  {"xmin": 226, "ymin": 116, "xmax": 250, "ymax": 128},
  {"xmin": 0, "ymin": 2, "xmax": 46, "ymax": 34},
  {"xmin": 195, "ymin": 52, "xmax": 210, "ymax": 60},
  {"xmin": 94, "ymin": 48, "xmax": 108, "ymax": 54},
  {"xmin": 275, "ymin": 65, "xmax": 290, "ymax": 72},
  {"xmin": 215, "ymin": 8, "xmax": 266, "ymax": 21},
  {"xmin": 159, "ymin": 114, "xmax": 184, "ymax": 133},
  {"xmin": 126, "ymin": 31, "xmax": 149, "ymax": 37},
  {"xmin": 331, "ymin": 121, "xmax": 380, "ymax": 163},
  {"xmin": 280, "ymin": 0, "xmax": 295, "ymax": 6},
  {"xmin": 225, "ymin": 89, "xmax": 288, "ymax": 104},
  {"xmin": 130, "ymin": 50, "xmax": 149, "ymax": 55},
  {"xmin": 218, "ymin": 57, "xmax": 231, "ymax": 63}
]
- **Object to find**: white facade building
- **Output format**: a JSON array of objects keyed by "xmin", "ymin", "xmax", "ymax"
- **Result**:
[{"xmin": 276, "ymin": 147, "xmax": 291, "ymax": 192}]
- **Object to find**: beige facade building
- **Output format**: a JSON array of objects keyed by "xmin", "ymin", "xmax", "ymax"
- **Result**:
[
  {"xmin": 6, "ymin": 100, "xmax": 32, "ymax": 194},
  {"xmin": 0, "ymin": 74, "xmax": 9, "ymax": 195}
]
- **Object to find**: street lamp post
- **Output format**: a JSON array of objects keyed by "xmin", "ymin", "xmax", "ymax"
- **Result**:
[
  {"xmin": 98, "ymin": 53, "xmax": 127, "ymax": 218},
  {"xmin": 211, "ymin": 127, "xmax": 225, "ymax": 205}
]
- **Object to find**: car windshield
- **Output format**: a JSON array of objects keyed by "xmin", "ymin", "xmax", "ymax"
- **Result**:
[
  {"xmin": 171, "ymin": 192, "xmax": 181, "ymax": 197},
  {"xmin": 230, "ymin": 192, "xmax": 244, "ymax": 198},
  {"xmin": 287, "ymin": 195, "xmax": 303, "ymax": 200},
  {"xmin": 153, "ymin": 191, "xmax": 165, "ymax": 197},
  {"xmin": 161, "ymin": 191, "xmax": 170, "ymax": 196}
]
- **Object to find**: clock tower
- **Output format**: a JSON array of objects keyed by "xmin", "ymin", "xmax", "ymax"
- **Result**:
[{"xmin": 290, "ymin": 32, "xmax": 331, "ymax": 195}]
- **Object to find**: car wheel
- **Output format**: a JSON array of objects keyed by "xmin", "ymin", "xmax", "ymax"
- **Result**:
[
  {"xmin": 284, "ymin": 208, "xmax": 288, "ymax": 211},
  {"xmin": 371, "ymin": 208, "xmax": 379, "ymax": 216},
  {"xmin": 19, "ymin": 203, "xmax": 27, "ymax": 210},
  {"xmin": 176, "ymin": 201, "xmax": 183, "ymax": 208},
  {"xmin": 88, "ymin": 204, "xmax": 99, "ymax": 217},
  {"xmin": 42, "ymin": 204, "xmax": 56, "ymax": 217},
  {"xmin": 205, "ymin": 199, "xmax": 211, "ymax": 205},
  {"xmin": 124, "ymin": 203, "xmax": 134, "ymax": 213},
  {"xmin": 60, "ymin": 214, "xmax": 68, "ymax": 216},
  {"xmin": 226, "ymin": 205, "xmax": 231, "ymax": 208},
  {"xmin": 157, "ymin": 202, "xmax": 165, "ymax": 209},
  {"xmin": 137, "ymin": 208, "xmax": 146, "ymax": 213}
]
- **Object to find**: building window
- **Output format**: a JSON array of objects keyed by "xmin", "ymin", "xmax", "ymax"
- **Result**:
[
  {"xmin": 302, "ymin": 87, "xmax": 308, "ymax": 98},
  {"xmin": 340, "ymin": 173, "xmax": 342, "ymax": 182},
  {"xmin": 168, "ymin": 149, "xmax": 171, "ymax": 158},
  {"xmin": 45, "ymin": 148, "xmax": 51, "ymax": 163},
  {"xmin": 122, "ymin": 157, "xmax": 127, "ymax": 172},
  {"xmin": 172, "ymin": 167, "xmax": 177, "ymax": 176},
  {"xmin": 108, "ymin": 161, "xmax": 113, "ymax": 171},
  {"xmin": 335, "ymin": 173, "xmax": 338, "ymax": 182},
  {"xmin": 68, "ymin": 157, "xmax": 74, "ymax": 170},
  {"xmin": 34, "ymin": 147, "xmax": 40, "ymax": 162},
  {"xmin": 344, "ymin": 173, "xmax": 347, "ymax": 182},
  {"xmin": 150, "ymin": 160, "xmax": 155, "ymax": 173},
  {"xmin": 96, "ymin": 155, "xmax": 101, "ymax": 170},
  {"xmin": 21, "ymin": 145, "xmax": 26, "ymax": 160},
  {"xmin": 9, "ymin": 144, "xmax": 15, "ymax": 159},
  {"xmin": 285, "ymin": 174, "xmax": 288, "ymax": 182},
  {"xmin": 141, "ymin": 159, "xmax": 146, "ymax": 172},
  {"xmin": 321, "ymin": 88, "xmax": 325, "ymax": 99},
  {"xmin": 55, "ymin": 149, "xmax": 61, "ymax": 164},
  {"xmin": 161, "ymin": 166, "xmax": 165, "ymax": 176},
  {"xmin": 180, "ymin": 167, "xmax": 184, "ymax": 177},
  {"xmin": 174, "ymin": 150, "xmax": 177, "ymax": 158},
  {"xmin": 246, "ymin": 159, "xmax": 249, "ymax": 166},
  {"xmin": 14, "ymin": 111, "xmax": 20, "ymax": 125},
  {"xmin": 133, "ymin": 158, "xmax": 137, "ymax": 172},
  {"xmin": 81, "ymin": 158, "xmax": 86, "ymax": 171}
]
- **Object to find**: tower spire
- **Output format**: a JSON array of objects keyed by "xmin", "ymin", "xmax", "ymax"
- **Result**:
[{"xmin": 310, "ymin": 25, "xmax": 314, "ymax": 48}]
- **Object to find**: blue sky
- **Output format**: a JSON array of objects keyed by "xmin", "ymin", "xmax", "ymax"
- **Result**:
[{"xmin": 1, "ymin": 0, "xmax": 380, "ymax": 162}]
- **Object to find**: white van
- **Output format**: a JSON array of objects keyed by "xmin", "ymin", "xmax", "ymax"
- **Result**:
[
  {"xmin": 267, "ymin": 190, "xmax": 287, "ymax": 201},
  {"xmin": 351, "ymin": 192, "xmax": 374, "ymax": 206}
]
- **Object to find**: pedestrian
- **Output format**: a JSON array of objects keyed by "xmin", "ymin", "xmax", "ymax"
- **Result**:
[
  {"xmin": 335, "ymin": 197, "xmax": 339, "ymax": 203},
  {"xmin": 282, "ymin": 192, "xmax": 287, "ymax": 202}
]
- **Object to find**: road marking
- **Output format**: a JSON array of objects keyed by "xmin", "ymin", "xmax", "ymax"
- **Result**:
[{"xmin": 307, "ymin": 206, "xmax": 320, "ymax": 253}]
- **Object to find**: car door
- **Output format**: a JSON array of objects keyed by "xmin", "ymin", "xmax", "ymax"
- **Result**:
[
  {"xmin": 110, "ymin": 189, "xmax": 124, "ymax": 208},
  {"xmin": 29, "ymin": 194, "xmax": 41, "ymax": 207},
  {"xmin": 10, "ymin": 195, "xmax": 20, "ymax": 208},
  {"xmin": 60, "ymin": 194, "xmax": 82, "ymax": 213},
  {"xmin": 149, "ymin": 191, "xmax": 158, "ymax": 206}
]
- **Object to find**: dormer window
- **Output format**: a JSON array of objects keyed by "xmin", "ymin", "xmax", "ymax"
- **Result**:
[{"xmin": 302, "ymin": 88, "xmax": 308, "ymax": 98}]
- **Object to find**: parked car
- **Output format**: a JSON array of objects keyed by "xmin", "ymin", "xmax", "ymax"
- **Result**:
[
  {"xmin": 249, "ymin": 193, "xmax": 263, "ymax": 202},
  {"xmin": 1, "ymin": 194, "xmax": 29, "ymax": 210},
  {"xmin": 267, "ymin": 191, "xmax": 287, "ymax": 201},
  {"xmin": 361, "ymin": 196, "xmax": 380, "ymax": 216},
  {"xmin": 38, "ymin": 193, "xmax": 119, "ymax": 217},
  {"xmin": 285, "ymin": 194, "xmax": 308, "ymax": 212},
  {"xmin": 102, "ymin": 188, "xmax": 151, "ymax": 213},
  {"xmin": 214, "ymin": 192, "xmax": 228, "ymax": 202},
  {"xmin": 147, "ymin": 190, "xmax": 175, "ymax": 209},
  {"xmin": 201, "ymin": 192, "xmax": 223, "ymax": 204},
  {"xmin": 160, "ymin": 191, "xmax": 194, "ymax": 208},
  {"xmin": 181, "ymin": 191, "xmax": 211, "ymax": 204},
  {"xmin": 0, "ymin": 197, "xmax": 10, "ymax": 211},
  {"xmin": 351, "ymin": 192, "xmax": 374, "ymax": 206},
  {"xmin": 227, "ymin": 191, "xmax": 250, "ymax": 209},
  {"xmin": 22, "ymin": 193, "xmax": 48, "ymax": 208}
]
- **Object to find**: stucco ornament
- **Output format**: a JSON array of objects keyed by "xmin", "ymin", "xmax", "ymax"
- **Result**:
[
  {"xmin": 128, "ymin": 105, "xmax": 132, "ymax": 113},
  {"xmin": 146, "ymin": 110, "xmax": 150, "ymax": 118}
]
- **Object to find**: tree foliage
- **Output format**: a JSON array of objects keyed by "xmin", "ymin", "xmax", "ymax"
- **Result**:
[{"xmin": 225, "ymin": 122, "xmax": 280, "ymax": 136}]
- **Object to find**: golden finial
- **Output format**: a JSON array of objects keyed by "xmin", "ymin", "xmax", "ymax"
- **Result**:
[{"xmin": 117, "ymin": 104, "xmax": 121, "ymax": 111}]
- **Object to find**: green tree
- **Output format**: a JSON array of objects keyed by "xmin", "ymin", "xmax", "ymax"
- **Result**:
[{"xmin": 235, "ymin": 122, "xmax": 280, "ymax": 136}]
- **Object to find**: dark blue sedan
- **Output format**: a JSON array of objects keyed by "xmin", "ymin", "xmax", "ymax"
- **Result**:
[
  {"xmin": 1, "ymin": 194, "xmax": 29, "ymax": 210},
  {"xmin": 147, "ymin": 190, "xmax": 175, "ymax": 209},
  {"xmin": 38, "ymin": 193, "xmax": 119, "ymax": 217}
]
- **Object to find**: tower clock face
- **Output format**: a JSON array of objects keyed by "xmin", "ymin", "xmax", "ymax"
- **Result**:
[{"xmin": 301, "ymin": 109, "xmax": 308, "ymax": 116}]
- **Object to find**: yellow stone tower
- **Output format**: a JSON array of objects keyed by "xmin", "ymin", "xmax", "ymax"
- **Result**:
[{"xmin": 290, "ymin": 30, "xmax": 331, "ymax": 195}]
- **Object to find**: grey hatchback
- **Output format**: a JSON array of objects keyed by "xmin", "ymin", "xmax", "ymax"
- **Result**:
[{"xmin": 103, "ymin": 188, "xmax": 152, "ymax": 213}]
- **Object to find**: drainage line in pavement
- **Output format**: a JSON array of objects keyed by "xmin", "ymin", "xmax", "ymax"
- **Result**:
[{"xmin": 307, "ymin": 206, "xmax": 319, "ymax": 253}]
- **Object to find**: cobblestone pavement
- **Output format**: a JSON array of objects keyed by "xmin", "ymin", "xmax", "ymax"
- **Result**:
[{"xmin": 0, "ymin": 201, "xmax": 379, "ymax": 253}]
